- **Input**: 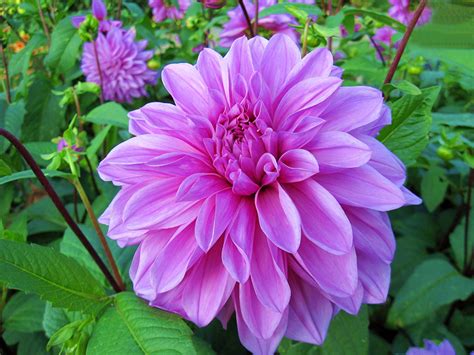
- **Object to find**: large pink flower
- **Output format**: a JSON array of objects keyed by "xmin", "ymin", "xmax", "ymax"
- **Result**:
[
  {"xmin": 220, "ymin": 0, "xmax": 314, "ymax": 47},
  {"xmin": 98, "ymin": 34, "xmax": 420, "ymax": 354}
]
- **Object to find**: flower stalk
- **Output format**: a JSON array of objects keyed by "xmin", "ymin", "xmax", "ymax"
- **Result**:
[
  {"xmin": 383, "ymin": 0, "xmax": 427, "ymax": 84},
  {"xmin": 0, "ymin": 128, "xmax": 123, "ymax": 293},
  {"xmin": 92, "ymin": 40, "xmax": 105, "ymax": 103},
  {"xmin": 36, "ymin": 0, "xmax": 51, "ymax": 47},
  {"xmin": 253, "ymin": 0, "xmax": 259, "ymax": 36},
  {"xmin": 237, "ymin": 0, "xmax": 255, "ymax": 37}
]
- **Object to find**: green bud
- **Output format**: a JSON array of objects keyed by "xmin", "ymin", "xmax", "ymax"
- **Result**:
[{"xmin": 437, "ymin": 146, "xmax": 454, "ymax": 161}]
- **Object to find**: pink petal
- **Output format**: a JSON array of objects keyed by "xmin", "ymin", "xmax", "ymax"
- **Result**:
[
  {"xmin": 176, "ymin": 173, "xmax": 230, "ymax": 202},
  {"xmin": 307, "ymin": 131, "xmax": 371, "ymax": 172},
  {"xmin": 316, "ymin": 165, "xmax": 406, "ymax": 211},
  {"xmin": 195, "ymin": 189, "xmax": 240, "ymax": 251},
  {"xmin": 285, "ymin": 180, "xmax": 352, "ymax": 255},
  {"xmin": 228, "ymin": 198, "xmax": 256, "ymax": 264},
  {"xmin": 222, "ymin": 234, "xmax": 251, "ymax": 283},
  {"xmin": 357, "ymin": 251, "xmax": 391, "ymax": 304},
  {"xmin": 248, "ymin": 36, "xmax": 269, "ymax": 70},
  {"xmin": 255, "ymin": 183, "xmax": 301, "ymax": 253},
  {"xmin": 182, "ymin": 240, "xmax": 235, "ymax": 327},
  {"xmin": 278, "ymin": 149, "xmax": 319, "ymax": 183},
  {"xmin": 296, "ymin": 237, "xmax": 358, "ymax": 297}
]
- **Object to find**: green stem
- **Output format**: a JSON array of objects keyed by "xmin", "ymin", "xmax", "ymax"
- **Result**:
[{"xmin": 301, "ymin": 17, "xmax": 311, "ymax": 57}]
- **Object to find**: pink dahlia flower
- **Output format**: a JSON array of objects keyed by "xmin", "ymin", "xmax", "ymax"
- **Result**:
[
  {"xmin": 81, "ymin": 27, "xmax": 158, "ymax": 103},
  {"xmin": 149, "ymin": 0, "xmax": 191, "ymax": 22},
  {"xmin": 407, "ymin": 340, "xmax": 455, "ymax": 355},
  {"xmin": 388, "ymin": 0, "xmax": 432, "ymax": 26},
  {"xmin": 71, "ymin": 0, "xmax": 122, "ymax": 33},
  {"xmin": 220, "ymin": 0, "xmax": 314, "ymax": 47},
  {"xmin": 98, "ymin": 34, "xmax": 420, "ymax": 354}
]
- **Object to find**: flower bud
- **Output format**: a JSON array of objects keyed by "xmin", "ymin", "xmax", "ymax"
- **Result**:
[{"xmin": 437, "ymin": 146, "xmax": 454, "ymax": 161}]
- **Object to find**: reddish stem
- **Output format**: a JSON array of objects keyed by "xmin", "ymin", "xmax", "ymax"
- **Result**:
[
  {"xmin": 92, "ymin": 40, "xmax": 105, "ymax": 103},
  {"xmin": 384, "ymin": 0, "xmax": 427, "ymax": 84},
  {"xmin": 238, "ymin": 0, "xmax": 255, "ymax": 37},
  {"xmin": 0, "ymin": 128, "xmax": 123, "ymax": 293}
]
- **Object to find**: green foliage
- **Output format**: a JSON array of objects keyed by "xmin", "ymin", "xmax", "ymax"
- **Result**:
[
  {"xmin": 87, "ymin": 292, "xmax": 198, "ymax": 354},
  {"xmin": 85, "ymin": 102, "xmax": 130, "ymax": 129},
  {"xmin": 0, "ymin": 240, "xmax": 109, "ymax": 314}
]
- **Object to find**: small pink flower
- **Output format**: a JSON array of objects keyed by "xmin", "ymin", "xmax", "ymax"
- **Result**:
[
  {"xmin": 99, "ymin": 34, "xmax": 420, "ymax": 354},
  {"xmin": 149, "ymin": 0, "xmax": 191, "ymax": 22},
  {"xmin": 388, "ymin": 0, "xmax": 432, "ymax": 26},
  {"xmin": 407, "ymin": 339, "xmax": 456, "ymax": 355},
  {"xmin": 372, "ymin": 26, "xmax": 398, "ymax": 61}
]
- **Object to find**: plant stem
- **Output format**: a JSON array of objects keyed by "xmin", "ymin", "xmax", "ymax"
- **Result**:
[
  {"xmin": 36, "ymin": 0, "xmax": 51, "ymax": 47},
  {"xmin": 84, "ymin": 155, "xmax": 100, "ymax": 196},
  {"xmin": 0, "ymin": 128, "xmax": 122, "ymax": 293},
  {"xmin": 116, "ymin": 0, "xmax": 123, "ymax": 19},
  {"xmin": 92, "ymin": 40, "xmax": 105, "ymax": 104},
  {"xmin": 253, "ymin": 0, "xmax": 259, "ymax": 36},
  {"xmin": 72, "ymin": 178, "xmax": 125, "ymax": 291},
  {"xmin": 383, "ymin": 0, "xmax": 426, "ymax": 84},
  {"xmin": 301, "ymin": 17, "xmax": 311, "ymax": 57},
  {"xmin": 0, "ymin": 43, "xmax": 11, "ymax": 104},
  {"xmin": 327, "ymin": 0, "xmax": 333, "ymax": 52},
  {"xmin": 238, "ymin": 0, "xmax": 255, "ymax": 37},
  {"xmin": 336, "ymin": 0, "xmax": 343, "ymax": 12},
  {"xmin": 368, "ymin": 35, "xmax": 386, "ymax": 67}
]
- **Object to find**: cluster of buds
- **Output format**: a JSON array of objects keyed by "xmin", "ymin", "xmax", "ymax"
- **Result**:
[{"xmin": 43, "ymin": 126, "xmax": 86, "ymax": 173}]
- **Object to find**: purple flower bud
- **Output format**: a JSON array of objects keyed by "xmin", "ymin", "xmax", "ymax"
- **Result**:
[
  {"xmin": 92, "ymin": 0, "xmax": 107, "ymax": 21},
  {"xmin": 57, "ymin": 138, "xmax": 68, "ymax": 152},
  {"xmin": 71, "ymin": 15, "xmax": 86, "ymax": 28}
]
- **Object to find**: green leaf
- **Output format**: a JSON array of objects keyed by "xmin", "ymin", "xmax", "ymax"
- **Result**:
[
  {"xmin": 87, "ymin": 125, "xmax": 112, "ymax": 160},
  {"xmin": 386, "ymin": 80, "xmax": 422, "ymax": 96},
  {"xmin": 24, "ymin": 141, "xmax": 58, "ymax": 167},
  {"xmin": 0, "ymin": 169, "xmax": 72, "ymax": 185},
  {"xmin": 379, "ymin": 86, "xmax": 440, "ymax": 165},
  {"xmin": 17, "ymin": 332, "xmax": 51, "ymax": 355},
  {"xmin": 432, "ymin": 113, "xmax": 474, "ymax": 128},
  {"xmin": 2, "ymin": 292, "xmax": 46, "ymax": 333},
  {"xmin": 44, "ymin": 17, "xmax": 82, "ymax": 74},
  {"xmin": 388, "ymin": 259, "xmax": 474, "ymax": 327},
  {"xmin": 9, "ymin": 34, "xmax": 47, "ymax": 77},
  {"xmin": 421, "ymin": 166, "xmax": 449, "ymax": 212},
  {"xmin": 259, "ymin": 2, "xmax": 322, "ymax": 18},
  {"xmin": 0, "ymin": 240, "xmax": 108, "ymax": 314},
  {"xmin": 87, "ymin": 292, "xmax": 197, "ymax": 354},
  {"xmin": 43, "ymin": 302, "xmax": 84, "ymax": 338},
  {"xmin": 0, "ymin": 159, "xmax": 12, "ymax": 176},
  {"xmin": 342, "ymin": 7, "xmax": 406, "ymax": 32},
  {"xmin": 321, "ymin": 306, "xmax": 369, "ymax": 355},
  {"xmin": 0, "ymin": 100, "xmax": 26, "ymax": 154},
  {"xmin": 449, "ymin": 193, "xmax": 474, "ymax": 270},
  {"xmin": 85, "ymin": 102, "xmax": 129, "ymax": 129},
  {"xmin": 23, "ymin": 78, "xmax": 66, "ymax": 141}
]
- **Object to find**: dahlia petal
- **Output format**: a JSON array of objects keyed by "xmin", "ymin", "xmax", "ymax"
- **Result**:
[
  {"xmin": 150, "ymin": 223, "xmax": 203, "ymax": 293},
  {"xmin": 357, "ymin": 135, "xmax": 406, "ymax": 185},
  {"xmin": 256, "ymin": 153, "xmax": 280, "ymax": 186},
  {"xmin": 196, "ymin": 49, "xmax": 228, "ymax": 97},
  {"xmin": 255, "ymin": 183, "xmax": 301, "ymax": 253},
  {"xmin": 285, "ymin": 180, "xmax": 353, "ymax": 255},
  {"xmin": 286, "ymin": 272, "xmax": 333, "ymax": 344},
  {"xmin": 239, "ymin": 280, "xmax": 286, "ymax": 339},
  {"xmin": 147, "ymin": 152, "xmax": 213, "ymax": 177},
  {"xmin": 217, "ymin": 298, "xmax": 234, "ymax": 329},
  {"xmin": 234, "ymin": 289, "xmax": 288, "ymax": 355},
  {"xmin": 274, "ymin": 77, "xmax": 341, "ymax": 127},
  {"xmin": 123, "ymin": 179, "xmax": 200, "ymax": 230},
  {"xmin": 345, "ymin": 207, "xmax": 395, "ymax": 263},
  {"xmin": 251, "ymin": 230, "xmax": 290, "ymax": 313},
  {"xmin": 222, "ymin": 234, "xmax": 251, "ymax": 283},
  {"xmin": 307, "ymin": 131, "xmax": 372, "ymax": 172},
  {"xmin": 278, "ymin": 117, "xmax": 325, "ymax": 151},
  {"xmin": 320, "ymin": 86, "xmax": 384, "ymax": 132},
  {"xmin": 297, "ymin": 237, "xmax": 358, "ymax": 297},
  {"xmin": 182, "ymin": 240, "xmax": 235, "ymax": 327},
  {"xmin": 231, "ymin": 170, "xmax": 260, "ymax": 195},
  {"xmin": 162, "ymin": 63, "xmax": 209, "ymax": 116},
  {"xmin": 92, "ymin": 0, "xmax": 107, "ymax": 20},
  {"xmin": 229, "ymin": 198, "xmax": 256, "ymax": 263},
  {"xmin": 261, "ymin": 34, "xmax": 300, "ymax": 98},
  {"xmin": 316, "ymin": 165, "xmax": 406, "ymax": 211},
  {"xmin": 176, "ymin": 173, "xmax": 230, "ymax": 202},
  {"xmin": 129, "ymin": 102, "xmax": 189, "ymax": 136},
  {"xmin": 278, "ymin": 149, "xmax": 319, "ymax": 183},
  {"xmin": 401, "ymin": 186, "xmax": 422, "ymax": 205},
  {"xmin": 325, "ymin": 281, "xmax": 364, "ymax": 315},
  {"xmin": 71, "ymin": 16, "xmax": 85, "ymax": 28},
  {"xmin": 195, "ymin": 189, "xmax": 240, "ymax": 251},
  {"xmin": 357, "ymin": 251, "xmax": 391, "ymax": 304},
  {"xmin": 225, "ymin": 36, "xmax": 254, "ymax": 91},
  {"xmin": 248, "ymin": 36, "xmax": 269, "ymax": 70}
]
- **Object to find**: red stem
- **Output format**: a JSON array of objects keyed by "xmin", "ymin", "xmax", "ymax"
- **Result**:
[
  {"xmin": 384, "ymin": 0, "xmax": 427, "ymax": 84},
  {"xmin": 0, "ymin": 128, "xmax": 122, "ymax": 293},
  {"xmin": 238, "ymin": 0, "xmax": 255, "ymax": 37}
]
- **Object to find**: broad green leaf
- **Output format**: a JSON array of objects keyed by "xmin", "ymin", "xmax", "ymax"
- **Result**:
[
  {"xmin": 0, "ymin": 169, "xmax": 72, "ymax": 185},
  {"xmin": 17, "ymin": 332, "xmax": 51, "ymax": 355},
  {"xmin": 44, "ymin": 17, "xmax": 82, "ymax": 74},
  {"xmin": 321, "ymin": 306, "xmax": 369, "ymax": 355},
  {"xmin": 0, "ymin": 240, "xmax": 108, "ymax": 314},
  {"xmin": 61, "ymin": 224, "xmax": 135, "ymax": 289},
  {"xmin": 2, "ymin": 292, "xmax": 46, "ymax": 333},
  {"xmin": 24, "ymin": 141, "xmax": 58, "ymax": 167},
  {"xmin": 87, "ymin": 125, "xmax": 112, "ymax": 161},
  {"xmin": 379, "ymin": 87, "xmax": 440, "ymax": 166},
  {"xmin": 432, "ymin": 113, "xmax": 474, "ymax": 128},
  {"xmin": 85, "ymin": 102, "xmax": 129, "ymax": 129},
  {"xmin": 23, "ymin": 78, "xmax": 66, "ymax": 141},
  {"xmin": 421, "ymin": 166, "xmax": 449, "ymax": 212},
  {"xmin": 450, "ymin": 310, "xmax": 474, "ymax": 347},
  {"xmin": 0, "ymin": 100, "xmax": 26, "ymax": 154},
  {"xmin": 259, "ymin": 3, "xmax": 322, "ymax": 18},
  {"xmin": 342, "ymin": 7, "xmax": 406, "ymax": 32},
  {"xmin": 87, "ymin": 292, "xmax": 197, "ymax": 354},
  {"xmin": 386, "ymin": 80, "xmax": 422, "ymax": 96},
  {"xmin": 9, "ymin": 34, "xmax": 47, "ymax": 77},
  {"xmin": 388, "ymin": 259, "xmax": 474, "ymax": 327}
]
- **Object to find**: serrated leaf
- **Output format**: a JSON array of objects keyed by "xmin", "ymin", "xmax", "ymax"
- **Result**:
[
  {"xmin": 85, "ymin": 102, "xmax": 129, "ymax": 129},
  {"xmin": 87, "ymin": 292, "xmax": 197, "ymax": 354},
  {"xmin": 421, "ymin": 166, "xmax": 449, "ymax": 212},
  {"xmin": 0, "ymin": 169, "xmax": 72, "ymax": 185},
  {"xmin": 388, "ymin": 259, "xmax": 474, "ymax": 327},
  {"xmin": 2, "ymin": 292, "xmax": 46, "ymax": 333},
  {"xmin": 379, "ymin": 86, "xmax": 440, "ymax": 165},
  {"xmin": 0, "ymin": 240, "xmax": 108, "ymax": 314},
  {"xmin": 44, "ymin": 17, "xmax": 82, "ymax": 74}
]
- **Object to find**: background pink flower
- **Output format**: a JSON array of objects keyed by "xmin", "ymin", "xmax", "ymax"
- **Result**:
[
  {"xmin": 149, "ymin": 0, "xmax": 191, "ymax": 22},
  {"xmin": 388, "ymin": 0, "xmax": 432, "ymax": 26},
  {"xmin": 98, "ymin": 34, "xmax": 420, "ymax": 354}
]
